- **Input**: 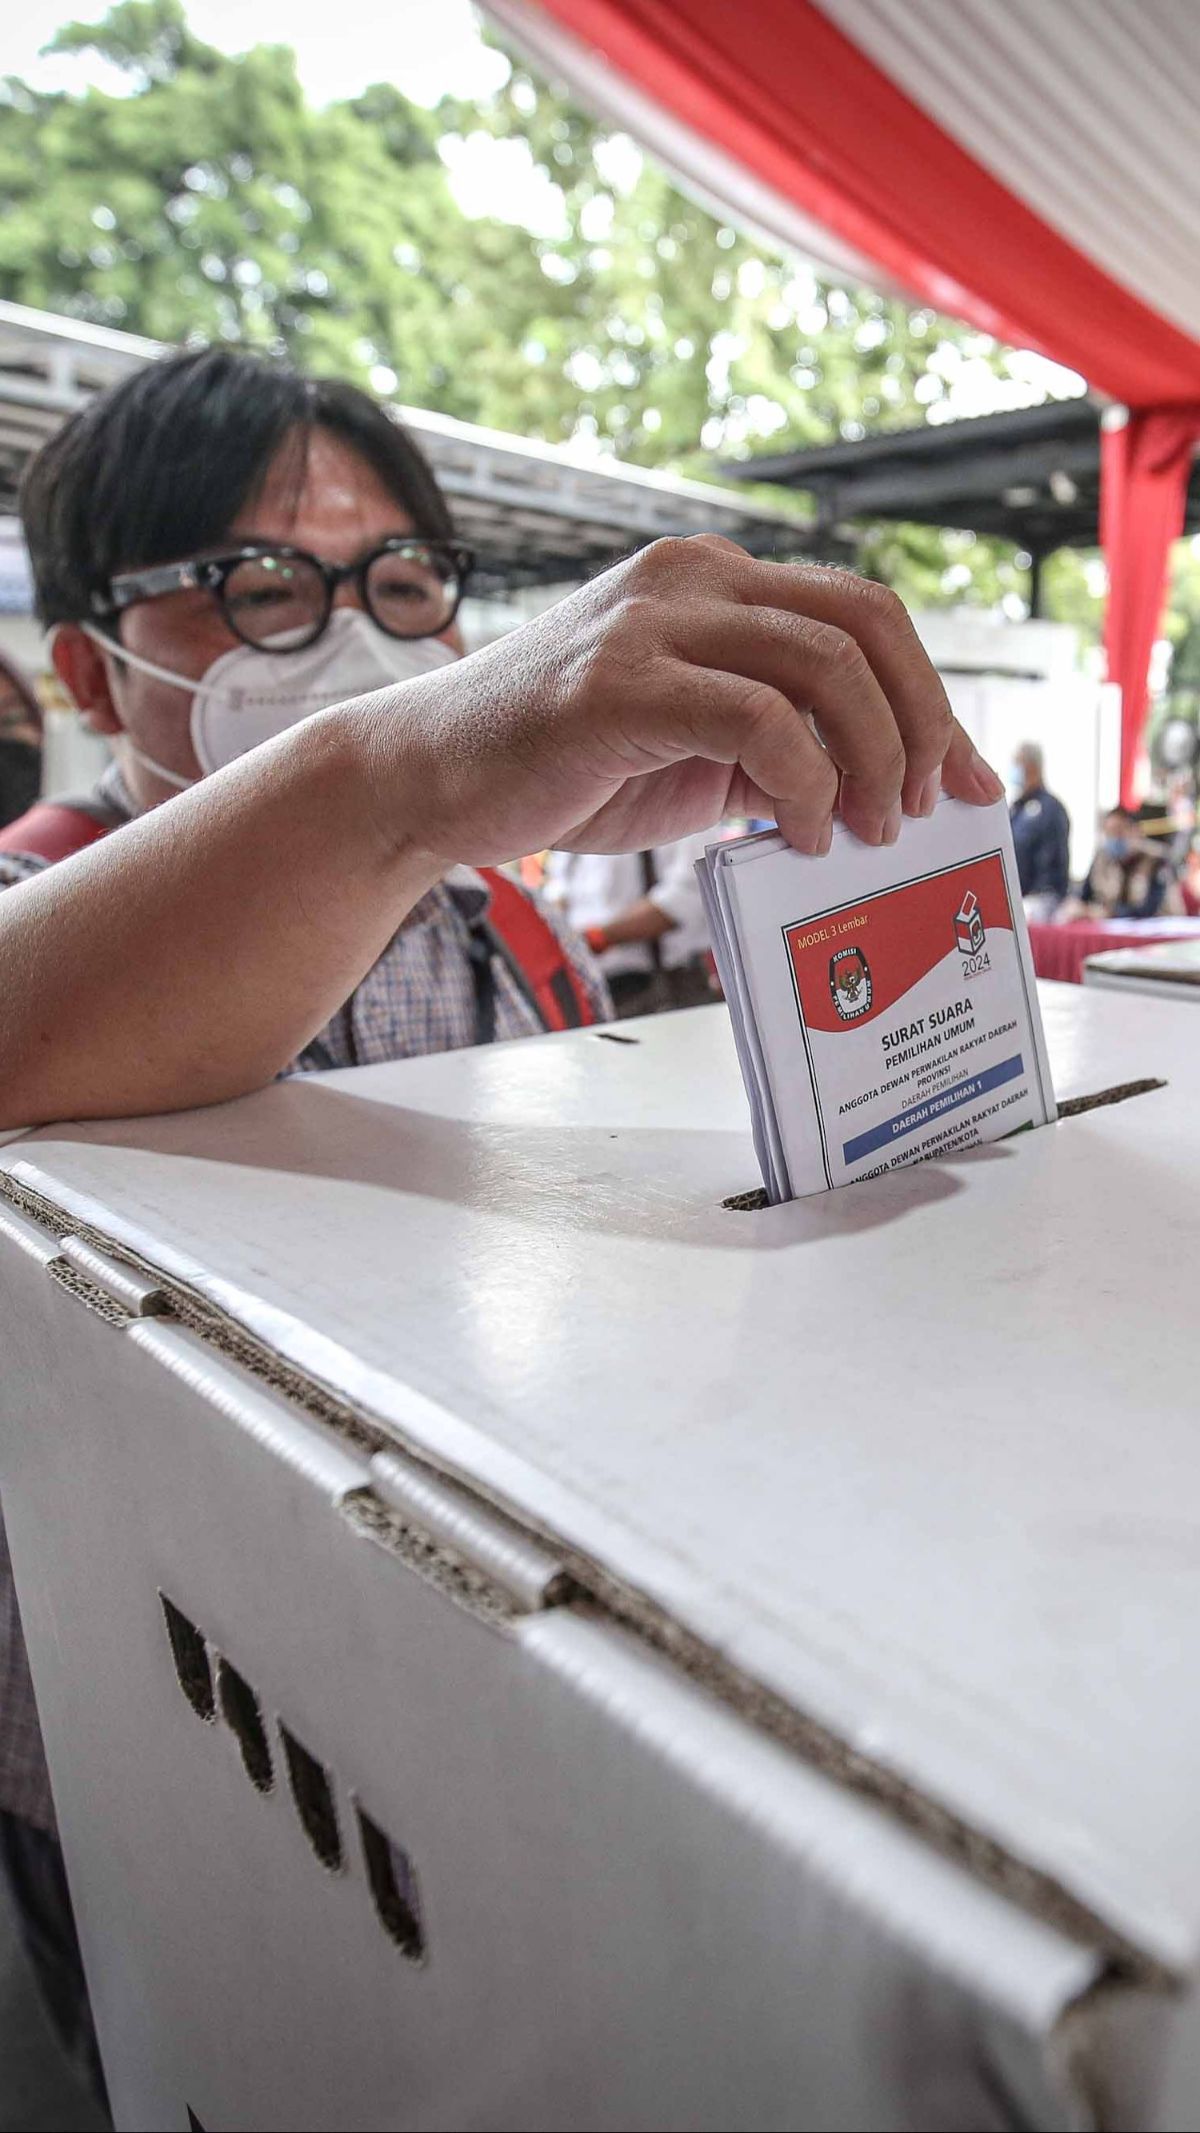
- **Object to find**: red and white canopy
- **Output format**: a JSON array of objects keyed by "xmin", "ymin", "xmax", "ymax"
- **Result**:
[{"xmin": 486, "ymin": 0, "xmax": 1200, "ymax": 799}]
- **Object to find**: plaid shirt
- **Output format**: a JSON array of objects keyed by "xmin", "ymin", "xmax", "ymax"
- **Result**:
[{"xmin": 0, "ymin": 773, "xmax": 609, "ymax": 1829}]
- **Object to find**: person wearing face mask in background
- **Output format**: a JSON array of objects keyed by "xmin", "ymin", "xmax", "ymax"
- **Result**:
[
  {"xmin": 0, "ymin": 347, "xmax": 610, "ymax": 2100},
  {"xmin": 1067, "ymin": 804, "xmax": 1185, "ymax": 921},
  {"xmin": 0, "ymin": 650, "xmax": 43, "ymax": 830},
  {"xmin": 1007, "ymin": 741, "xmax": 1071, "ymax": 922}
]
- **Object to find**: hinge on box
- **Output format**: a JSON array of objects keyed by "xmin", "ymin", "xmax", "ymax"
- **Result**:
[
  {"xmin": 46, "ymin": 1234, "xmax": 170, "ymax": 1326},
  {"xmin": 342, "ymin": 1448, "xmax": 573, "ymax": 1628}
]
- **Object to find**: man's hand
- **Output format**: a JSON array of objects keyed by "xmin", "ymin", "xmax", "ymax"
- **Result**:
[{"xmin": 364, "ymin": 536, "xmax": 1002, "ymax": 869}]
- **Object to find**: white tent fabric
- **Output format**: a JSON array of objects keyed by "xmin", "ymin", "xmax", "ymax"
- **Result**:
[
  {"xmin": 821, "ymin": 0, "xmax": 1200, "ymax": 343},
  {"xmin": 491, "ymin": 0, "xmax": 1200, "ymax": 346}
]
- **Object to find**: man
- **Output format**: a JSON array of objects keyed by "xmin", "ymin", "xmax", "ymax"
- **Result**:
[
  {"xmin": 0, "ymin": 344, "xmax": 1002, "ymax": 2087},
  {"xmin": 0, "ymin": 368, "xmax": 1001, "ymax": 1129},
  {"xmin": 1008, "ymin": 741, "xmax": 1071, "ymax": 920},
  {"xmin": 543, "ymin": 835, "xmax": 719, "ymax": 1014}
]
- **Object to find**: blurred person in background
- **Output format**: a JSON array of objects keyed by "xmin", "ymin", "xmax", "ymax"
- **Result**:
[
  {"xmin": 0, "ymin": 649, "xmax": 42, "ymax": 828},
  {"xmin": 1008, "ymin": 741, "xmax": 1071, "ymax": 921},
  {"xmin": 1067, "ymin": 805, "xmax": 1185, "ymax": 921},
  {"xmin": 543, "ymin": 837, "xmax": 718, "ymax": 1014}
]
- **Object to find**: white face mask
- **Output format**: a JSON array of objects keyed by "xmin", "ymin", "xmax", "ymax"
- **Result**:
[{"xmin": 81, "ymin": 608, "xmax": 458, "ymax": 790}]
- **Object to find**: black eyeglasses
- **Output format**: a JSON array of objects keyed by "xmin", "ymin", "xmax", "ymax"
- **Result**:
[{"xmin": 95, "ymin": 537, "xmax": 475, "ymax": 651}]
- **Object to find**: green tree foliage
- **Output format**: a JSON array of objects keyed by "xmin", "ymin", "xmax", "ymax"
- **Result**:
[
  {"xmin": 0, "ymin": 0, "xmax": 503, "ymax": 390},
  {"xmin": 0, "ymin": 1, "xmax": 1098, "ymax": 624}
]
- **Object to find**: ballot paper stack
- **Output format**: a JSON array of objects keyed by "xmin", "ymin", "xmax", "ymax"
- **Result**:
[{"xmin": 698, "ymin": 796, "xmax": 1056, "ymax": 1203}]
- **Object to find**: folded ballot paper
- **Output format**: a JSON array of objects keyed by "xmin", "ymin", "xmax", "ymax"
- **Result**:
[{"xmin": 698, "ymin": 796, "xmax": 1056, "ymax": 1203}]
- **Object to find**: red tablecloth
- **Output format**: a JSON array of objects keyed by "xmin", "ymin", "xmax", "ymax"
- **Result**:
[{"xmin": 1027, "ymin": 920, "xmax": 1200, "ymax": 985}]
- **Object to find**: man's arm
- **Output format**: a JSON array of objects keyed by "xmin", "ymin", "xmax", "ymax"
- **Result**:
[
  {"xmin": 0, "ymin": 539, "xmax": 1002, "ymax": 1131},
  {"xmin": 0, "ymin": 709, "xmax": 440, "ymax": 1127},
  {"xmin": 588, "ymin": 898, "xmax": 676, "ymax": 953},
  {"xmin": 590, "ymin": 834, "xmax": 710, "ymax": 952}
]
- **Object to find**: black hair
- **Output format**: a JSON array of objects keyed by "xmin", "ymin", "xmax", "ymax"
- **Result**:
[{"xmin": 20, "ymin": 346, "xmax": 455, "ymax": 627}]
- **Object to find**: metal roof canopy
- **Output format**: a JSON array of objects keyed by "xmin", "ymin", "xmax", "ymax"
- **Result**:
[
  {"xmin": 720, "ymin": 398, "xmax": 1141, "ymax": 557},
  {"xmin": 0, "ymin": 301, "xmax": 806, "ymax": 592}
]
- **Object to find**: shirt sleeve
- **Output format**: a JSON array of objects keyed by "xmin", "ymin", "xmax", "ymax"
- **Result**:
[{"xmin": 645, "ymin": 834, "xmax": 714, "ymax": 931}]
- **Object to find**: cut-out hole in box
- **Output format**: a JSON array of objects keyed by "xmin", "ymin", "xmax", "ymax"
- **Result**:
[
  {"xmin": 159, "ymin": 1594, "xmax": 214, "ymax": 1723},
  {"xmin": 357, "ymin": 1806, "xmax": 426, "ymax": 1962},
  {"xmin": 216, "ymin": 1659, "xmax": 274, "ymax": 1793},
  {"xmin": 280, "ymin": 1728, "xmax": 342, "ymax": 1871}
]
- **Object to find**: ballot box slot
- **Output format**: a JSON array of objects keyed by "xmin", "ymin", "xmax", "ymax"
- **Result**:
[
  {"xmin": 721, "ymin": 1074, "xmax": 1169, "ymax": 1211},
  {"xmin": 0, "ymin": 1164, "xmax": 1176, "ymax": 1988},
  {"xmin": 1054, "ymin": 1075, "xmax": 1167, "ymax": 1117}
]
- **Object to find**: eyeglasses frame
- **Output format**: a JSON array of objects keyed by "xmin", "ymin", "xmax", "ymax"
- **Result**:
[{"xmin": 93, "ymin": 536, "xmax": 476, "ymax": 650}]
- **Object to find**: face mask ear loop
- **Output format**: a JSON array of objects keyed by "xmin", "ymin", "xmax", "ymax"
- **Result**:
[
  {"xmin": 75, "ymin": 624, "xmax": 202, "ymax": 792},
  {"xmin": 79, "ymin": 621, "xmax": 220, "ymax": 698},
  {"xmin": 125, "ymin": 745, "xmax": 195, "ymax": 792}
]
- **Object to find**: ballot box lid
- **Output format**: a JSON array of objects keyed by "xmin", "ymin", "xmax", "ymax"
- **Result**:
[{"xmin": 5, "ymin": 982, "xmax": 1200, "ymax": 1980}]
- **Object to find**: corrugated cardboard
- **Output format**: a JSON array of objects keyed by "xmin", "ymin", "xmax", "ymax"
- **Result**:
[{"xmin": 1, "ymin": 985, "xmax": 1196, "ymax": 2128}]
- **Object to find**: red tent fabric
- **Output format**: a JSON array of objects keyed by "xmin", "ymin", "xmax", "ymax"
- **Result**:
[
  {"xmin": 1101, "ymin": 411, "xmax": 1200, "ymax": 806},
  {"xmin": 487, "ymin": 0, "xmax": 1200, "ymax": 799}
]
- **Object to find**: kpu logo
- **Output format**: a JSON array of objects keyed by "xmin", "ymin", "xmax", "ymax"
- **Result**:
[
  {"xmin": 954, "ymin": 888, "xmax": 990, "ymax": 976},
  {"xmin": 954, "ymin": 890, "xmax": 985, "ymax": 958},
  {"xmin": 829, "ymin": 944, "xmax": 872, "ymax": 1019}
]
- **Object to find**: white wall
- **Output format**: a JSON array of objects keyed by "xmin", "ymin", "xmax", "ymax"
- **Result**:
[
  {"xmin": 910, "ymin": 611, "xmax": 1120, "ymax": 882},
  {"xmin": 944, "ymin": 675, "xmax": 1121, "ymax": 882}
]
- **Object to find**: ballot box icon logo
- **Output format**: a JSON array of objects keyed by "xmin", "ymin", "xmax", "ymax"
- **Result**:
[
  {"xmin": 954, "ymin": 890, "xmax": 986, "ymax": 958},
  {"xmin": 829, "ymin": 944, "xmax": 872, "ymax": 1019}
]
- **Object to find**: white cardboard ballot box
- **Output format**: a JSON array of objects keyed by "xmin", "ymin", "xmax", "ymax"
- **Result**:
[{"xmin": 1, "ymin": 986, "xmax": 1199, "ymax": 2131}]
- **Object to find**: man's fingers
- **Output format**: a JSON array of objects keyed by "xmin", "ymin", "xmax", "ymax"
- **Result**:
[
  {"xmin": 940, "ymin": 716, "xmax": 1006, "ymax": 803},
  {"xmin": 655, "ymin": 663, "xmax": 840, "ymax": 854},
  {"xmin": 672, "ymin": 605, "xmax": 906, "ymax": 846},
  {"xmin": 618, "ymin": 544, "xmax": 1007, "ymax": 819},
  {"xmin": 717, "ymin": 559, "xmax": 964, "ymax": 813}
]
